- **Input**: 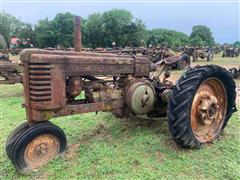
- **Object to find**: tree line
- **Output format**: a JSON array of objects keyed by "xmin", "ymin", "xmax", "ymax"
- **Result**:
[{"xmin": 0, "ymin": 9, "xmax": 239, "ymax": 49}]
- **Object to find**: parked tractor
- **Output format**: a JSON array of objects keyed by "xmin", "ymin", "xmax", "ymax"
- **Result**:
[
  {"xmin": 0, "ymin": 61, "xmax": 22, "ymax": 84},
  {"xmin": 98, "ymin": 46, "xmax": 190, "ymax": 70},
  {"xmin": 0, "ymin": 51, "xmax": 22, "ymax": 84},
  {"xmin": 222, "ymin": 47, "xmax": 240, "ymax": 57},
  {"xmin": 192, "ymin": 48, "xmax": 213, "ymax": 62},
  {"xmin": 6, "ymin": 48, "xmax": 236, "ymax": 173},
  {"xmin": 5, "ymin": 17, "xmax": 237, "ymax": 173},
  {"xmin": 0, "ymin": 51, "xmax": 10, "ymax": 61}
]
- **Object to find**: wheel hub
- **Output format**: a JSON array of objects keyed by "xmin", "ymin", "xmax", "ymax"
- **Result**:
[
  {"xmin": 190, "ymin": 78, "xmax": 227, "ymax": 143},
  {"xmin": 24, "ymin": 134, "xmax": 60, "ymax": 169},
  {"xmin": 198, "ymin": 95, "xmax": 219, "ymax": 125},
  {"xmin": 37, "ymin": 142, "xmax": 49, "ymax": 155}
]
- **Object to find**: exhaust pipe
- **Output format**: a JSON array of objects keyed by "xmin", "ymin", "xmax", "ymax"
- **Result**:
[{"xmin": 74, "ymin": 16, "xmax": 82, "ymax": 52}]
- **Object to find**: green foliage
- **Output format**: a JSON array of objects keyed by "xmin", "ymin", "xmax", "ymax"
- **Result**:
[
  {"xmin": 84, "ymin": 13, "xmax": 104, "ymax": 48},
  {"xmin": 189, "ymin": 25, "xmax": 215, "ymax": 46},
  {"xmin": 233, "ymin": 41, "xmax": 240, "ymax": 48},
  {"xmin": 17, "ymin": 23, "xmax": 36, "ymax": 48},
  {"xmin": 34, "ymin": 18, "xmax": 57, "ymax": 48},
  {"xmin": 188, "ymin": 35, "xmax": 205, "ymax": 46},
  {"xmin": 52, "ymin": 12, "xmax": 75, "ymax": 48},
  {"xmin": 35, "ymin": 13, "xmax": 76, "ymax": 48},
  {"xmin": 0, "ymin": 11, "xmax": 24, "ymax": 47},
  {"xmin": 1, "ymin": 11, "xmax": 237, "ymax": 49},
  {"xmin": 147, "ymin": 28, "xmax": 189, "ymax": 48},
  {"xmin": 0, "ymin": 34, "xmax": 7, "ymax": 49},
  {"xmin": 85, "ymin": 9, "xmax": 146, "ymax": 48}
]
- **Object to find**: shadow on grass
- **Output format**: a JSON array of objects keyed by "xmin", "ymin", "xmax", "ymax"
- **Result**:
[{"xmin": 64, "ymin": 114, "xmax": 189, "ymax": 160}]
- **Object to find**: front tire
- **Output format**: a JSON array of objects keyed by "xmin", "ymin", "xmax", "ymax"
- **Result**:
[
  {"xmin": 6, "ymin": 122, "xmax": 29, "ymax": 160},
  {"xmin": 167, "ymin": 65, "xmax": 236, "ymax": 148},
  {"xmin": 11, "ymin": 122, "xmax": 67, "ymax": 173}
]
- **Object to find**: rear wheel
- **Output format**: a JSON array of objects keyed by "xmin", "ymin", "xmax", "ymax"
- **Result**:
[
  {"xmin": 207, "ymin": 53, "xmax": 213, "ymax": 61},
  {"xmin": 168, "ymin": 65, "xmax": 236, "ymax": 148},
  {"xmin": 11, "ymin": 122, "xmax": 67, "ymax": 173}
]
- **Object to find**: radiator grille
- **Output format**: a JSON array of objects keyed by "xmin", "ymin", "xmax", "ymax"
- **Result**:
[{"xmin": 29, "ymin": 63, "xmax": 51, "ymax": 102}]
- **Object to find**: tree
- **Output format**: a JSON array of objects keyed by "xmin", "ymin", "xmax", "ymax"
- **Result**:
[
  {"xmin": 34, "ymin": 18, "xmax": 57, "ymax": 48},
  {"xmin": 146, "ymin": 28, "xmax": 189, "ymax": 48},
  {"xmin": 52, "ymin": 12, "xmax": 75, "ymax": 48},
  {"xmin": 101, "ymin": 9, "xmax": 133, "ymax": 47},
  {"xmin": 17, "ymin": 23, "xmax": 37, "ymax": 47},
  {"xmin": 0, "ymin": 11, "xmax": 24, "ymax": 47},
  {"xmin": 189, "ymin": 25, "xmax": 215, "ymax": 46},
  {"xmin": 85, "ymin": 9, "xmax": 146, "ymax": 48},
  {"xmin": 84, "ymin": 13, "xmax": 104, "ymax": 48},
  {"xmin": 0, "ymin": 34, "xmax": 7, "ymax": 49},
  {"xmin": 233, "ymin": 41, "xmax": 240, "ymax": 48},
  {"xmin": 34, "ymin": 13, "xmax": 78, "ymax": 48},
  {"xmin": 188, "ymin": 35, "xmax": 205, "ymax": 46},
  {"xmin": 124, "ymin": 19, "xmax": 147, "ymax": 47}
]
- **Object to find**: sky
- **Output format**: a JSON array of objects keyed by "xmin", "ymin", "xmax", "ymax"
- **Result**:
[{"xmin": 1, "ymin": 0, "xmax": 239, "ymax": 44}]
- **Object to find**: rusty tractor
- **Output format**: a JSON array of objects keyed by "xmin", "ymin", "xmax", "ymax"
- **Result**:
[
  {"xmin": 0, "ymin": 50, "xmax": 22, "ymax": 84},
  {"xmin": 97, "ymin": 47, "xmax": 190, "ymax": 70},
  {"xmin": 0, "ymin": 51, "xmax": 10, "ymax": 61},
  {"xmin": 0, "ymin": 51, "xmax": 22, "ymax": 84},
  {"xmin": 222, "ymin": 47, "xmax": 240, "ymax": 57},
  {"xmin": 5, "ymin": 48, "xmax": 237, "ymax": 173},
  {"xmin": 147, "ymin": 47, "xmax": 190, "ymax": 70},
  {"xmin": 0, "ymin": 61, "xmax": 22, "ymax": 84},
  {"xmin": 192, "ymin": 48, "xmax": 213, "ymax": 62},
  {"xmin": 6, "ymin": 17, "xmax": 237, "ymax": 173},
  {"xmin": 229, "ymin": 66, "xmax": 240, "ymax": 79}
]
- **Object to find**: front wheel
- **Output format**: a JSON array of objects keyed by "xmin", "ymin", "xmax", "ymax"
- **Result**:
[
  {"xmin": 6, "ymin": 122, "xmax": 29, "ymax": 160},
  {"xmin": 11, "ymin": 122, "xmax": 67, "ymax": 173},
  {"xmin": 167, "ymin": 65, "xmax": 236, "ymax": 148}
]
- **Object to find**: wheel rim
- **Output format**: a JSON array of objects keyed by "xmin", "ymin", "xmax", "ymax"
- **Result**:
[
  {"xmin": 24, "ymin": 134, "xmax": 60, "ymax": 169},
  {"xmin": 190, "ymin": 78, "xmax": 227, "ymax": 143}
]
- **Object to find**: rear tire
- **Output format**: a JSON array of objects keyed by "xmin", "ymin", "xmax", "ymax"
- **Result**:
[{"xmin": 167, "ymin": 65, "xmax": 236, "ymax": 148}]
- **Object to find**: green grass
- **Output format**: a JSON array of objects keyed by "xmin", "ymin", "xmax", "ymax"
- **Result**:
[
  {"xmin": 193, "ymin": 54, "xmax": 239, "ymax": 66},
  {"xmin": 0, "ymin": 55, "xmax": 240, "ymax": 179}
]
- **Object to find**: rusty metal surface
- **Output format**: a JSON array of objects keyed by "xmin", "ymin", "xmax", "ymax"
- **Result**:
[
  {"xmin": 190, "ymin": 78, "xmax": 227, "ymax": 143},
  {"xmin": 20, "ymin": 49, "xmax": 151, "ymax": 122},
  {"xmin": 24, "ymin": 134, "xmax": 60, "ymax": 169},
  {"xmin": 0, "ymin": 62, "xmax": 22, "ymax": 84},
  {"xmin": 20, "ymin": 48, "xmax": 132, "ymax": 63},
  {"xmin": 155, "ymin": 53, "xmax": 189, "ymax": 65},
  {"xmin": 20, "ymin": 47, "xmax": 194, "ymax": 123},
  {"xmin": 74, "ymin": 16, "xmax": 82, "ymax": 52},
  {"xmin": 125, "ymin": 81, "xmax": 155, "ymax": 115}
]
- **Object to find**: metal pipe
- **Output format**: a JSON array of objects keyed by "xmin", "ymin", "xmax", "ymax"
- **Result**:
[{"xmin": 74, "ymin": 16, "xmax": 82, "ymax": 52}]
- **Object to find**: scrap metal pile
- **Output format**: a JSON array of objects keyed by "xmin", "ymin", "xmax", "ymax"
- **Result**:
[
  {"xmin": 0, "ymin": 50, "xmax": 22, "ymax": 84},
  {"xmin": 222, "ymin": 47, "xmax": 240, "ymax": 57}
]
